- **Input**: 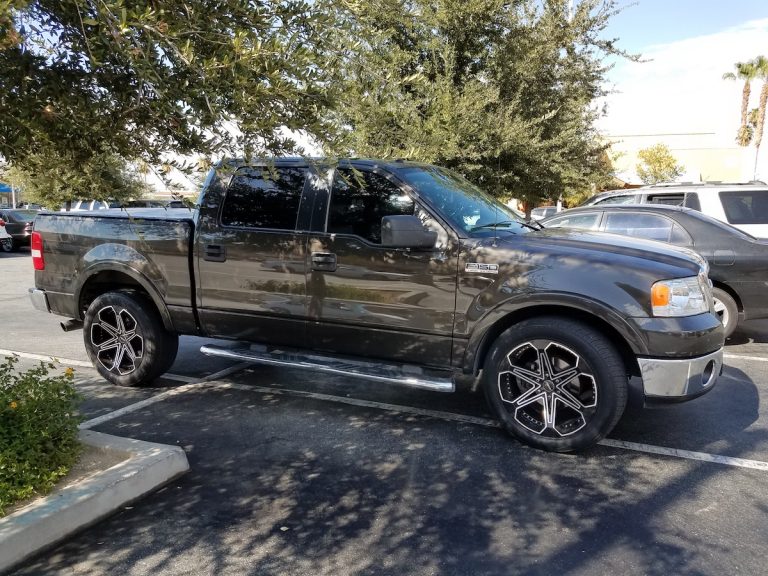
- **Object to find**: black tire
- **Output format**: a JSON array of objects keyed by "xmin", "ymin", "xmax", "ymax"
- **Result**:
[
  {"xmin": 712, "ymin": 287, "xmax": 738, "ymax": 339},
  {"xmin": 83, "ymin": 290, "xmax": 179, "ymax": 386},
  {"xmin": 0, "ymin": 237, "xmax": 12, "ymax": 252},
  {"xmin": 483, "ymin": 316, "xmax": 628, "ymax": 452}
]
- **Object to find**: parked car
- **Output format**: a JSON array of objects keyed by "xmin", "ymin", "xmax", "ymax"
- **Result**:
[
  {"xmin": 30, "ymin": 159, "xmax": 724, "ymax": 452},
  {"xmin": 62, "ymin": 199, "xmax": 123, "ymax": 212},
  {"xmin": 578, "ymin": 182, "xmax": 768, "ymax": 238},
  {"xmin": 0, "ymin": 209, "xmax": 36, "ymax": 251},
  {"xmin": 530, "ymin": 206, "xmax": 559, "ymax": 220},
  {"xmin": 543, "ymin": 204, "xmax": 768, "ymax": 337},
  {"xmin": 0, "ymin": 218, "xmax": 11, "ymax": 251}
]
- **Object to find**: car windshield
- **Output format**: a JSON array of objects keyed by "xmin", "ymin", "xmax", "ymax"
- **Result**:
[{"xmin": 398, "ymin": 165, "xmax": 532, "ymax": 235}]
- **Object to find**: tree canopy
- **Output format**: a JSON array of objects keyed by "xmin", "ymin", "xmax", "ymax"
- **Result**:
[
  {"xmin": 326, "ymin": 0, "xmax": 631, "ymax": 207},
  {"xmin": 635, "ymin": 143, "xmax": 683, "ymax": 185},
  {"xmin": 0, "ymin": 0, "xmax": 344, "ymax": 204}
]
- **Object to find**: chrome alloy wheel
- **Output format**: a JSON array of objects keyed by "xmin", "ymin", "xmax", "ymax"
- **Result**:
[
  {"xmin": 498, "ymin": 340, "xmax": 598, "ymax": 437},
  {"xmin": 90, "ymin": 305, "xmax": 144, "ymax": 375},
  {"xmin": 713, "ymin": 296, "xmax": 730, "ymax": 330}
]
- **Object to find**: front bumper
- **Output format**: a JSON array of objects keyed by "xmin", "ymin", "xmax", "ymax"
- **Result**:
[{"xmin": 638, "ymin": 347, "xmax": 722, "ymax": 401}]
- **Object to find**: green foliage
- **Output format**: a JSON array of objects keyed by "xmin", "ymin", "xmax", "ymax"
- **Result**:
[
  {"xmin": 636, "ymin": 144, "xmax": 683, "ymax": 185},
  {"xmin": 0, "ymin": 0, "xmax": 345, "ymax": 196},
  {"xmin": 0, "ymin": 356, "xmax": 81, "ymax": 516},
  {"xmin": 4, "ymin": 150, "xmax": 148, "ymax": 208},
  {"xmin": 327, "ymin": 0, "xmax": 630, "ymax": 205}
]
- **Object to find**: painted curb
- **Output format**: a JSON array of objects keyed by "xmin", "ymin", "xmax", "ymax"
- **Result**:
[{"xmin": 0, "ymin": 429, "xmax": 190, "ymax": 574}]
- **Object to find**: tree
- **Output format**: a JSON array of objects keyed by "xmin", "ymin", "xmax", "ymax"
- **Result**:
[
  {"xmin": 751, "ymin": 55, "xmax": 768, "ymax": 178},
  {"xmin": 636, "ymin": 144, "xmax": 683, "ymax": 184},
  {"xmin": 723, "ymin": 60, "xmax": 759, "ymax": 146},
  {"xmin": 0, "ymin": 0, "xmax": 344, "ymax": 206},
  {"xmin": 326, "ymin": 0, "xmax": 631, "ymax": 210}
]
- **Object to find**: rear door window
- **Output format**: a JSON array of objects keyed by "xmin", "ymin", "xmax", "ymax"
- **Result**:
[
  {"xmin": 719, "ymin": 190, "xmax": 768, "ymax": 224},
  {"xmin": 603, "ymin": 212, "xmax": 692, "ymax": 245},
  {"xmin": 221, "ymin": 166, "xmax": 306, "ymax": 230}
]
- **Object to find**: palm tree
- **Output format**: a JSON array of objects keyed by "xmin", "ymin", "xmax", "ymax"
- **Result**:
[
  {"xmin": 723, "ymin": 61, "xmax": 758, "ymax": 146},
  {"xmin": 751, "ymin": 56, "xmax": 768, "ymax": 178}
]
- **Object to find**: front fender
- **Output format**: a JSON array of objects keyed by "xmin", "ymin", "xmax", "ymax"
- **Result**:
[{"xmin": 462, "ymin": 293, "xmax": 648, "ymax": 374}]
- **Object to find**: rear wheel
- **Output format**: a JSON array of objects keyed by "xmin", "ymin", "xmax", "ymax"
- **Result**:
[
  {"xmin": 0, "ymin": 237, "xmax": 12, "ymax": 252},
  {"xmin": 483, "ymin": 317, "xmax": 628, "ymax": 452},
  {"xmin": 83, "ymin": 291, "xmax": 179, "ymax": 387},
  {"xmin": 712, "ymin": 287, "xmax": 738, "ymax": 338}
]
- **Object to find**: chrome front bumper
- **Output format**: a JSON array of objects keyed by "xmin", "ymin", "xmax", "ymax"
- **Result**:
[
  {"xmin": 29, "ymin": 288, "xmax": 50, "ymax": 313},
  {"xmin": 638, "ymin": 347, "xmax": 723, "ymax": 400}
]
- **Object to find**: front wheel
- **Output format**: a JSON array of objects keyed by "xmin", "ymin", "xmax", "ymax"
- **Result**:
[
  {"xmin": 83, "ymin": 291, "xmax": 179, "ymax": 387},
  {"xmin": 483, "ymin": 317, "xmax": 628, "ymax": 452},
  {"xmin": 712, "ymin": 287, "xmax": 738, "ymax": 339}
]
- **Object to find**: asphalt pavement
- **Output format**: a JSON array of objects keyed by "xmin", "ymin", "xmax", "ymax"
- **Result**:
[{"xmin": 3, "ymin": 249, "xmax": 768, "ymax": 575}]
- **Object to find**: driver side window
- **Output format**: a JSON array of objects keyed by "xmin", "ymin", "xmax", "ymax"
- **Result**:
[{"xmin": 328, "ymin": 169, "xmax": 415, "ymax": 243}]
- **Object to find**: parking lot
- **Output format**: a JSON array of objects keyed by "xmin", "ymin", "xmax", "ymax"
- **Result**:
[{"xmin": 3, "ymin": 250, "xmax": 768, "ymax": 575}]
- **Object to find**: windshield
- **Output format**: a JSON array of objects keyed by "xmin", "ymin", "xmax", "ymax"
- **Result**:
[
  {"xmin": 7, "ymin": 210, "xmax": 36, "ymax": 222},
  {"xmin": 398, "ymin": 165, "xmax": 532, "ymax": 236}
]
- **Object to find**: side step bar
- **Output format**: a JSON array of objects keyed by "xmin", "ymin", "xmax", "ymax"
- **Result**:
[{"xmin": 200, "ymin": 344, "xmax": 455, "ymax": 393}]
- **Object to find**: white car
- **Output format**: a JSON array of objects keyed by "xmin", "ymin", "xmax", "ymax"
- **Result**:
[{"xmin": 579, "ymin": 183, "xmax": 768, "ymax": 238}]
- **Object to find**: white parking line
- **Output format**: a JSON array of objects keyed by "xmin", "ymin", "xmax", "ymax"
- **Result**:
[
  {"xmin": 0, "ymin": 349, "xmax": 93, "ymax": 368},
  {"xmin": 7, "ymin": 348, "xmax": 767, "ymax": 472},
  {"xmin": 724, "ymin": 353, "xmax": 768, "ymax": 363}
]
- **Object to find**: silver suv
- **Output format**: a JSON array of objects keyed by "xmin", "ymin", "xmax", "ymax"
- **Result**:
[{"xmin": 579, "ymin": 183, "xmax": 768, "ymax": 238}]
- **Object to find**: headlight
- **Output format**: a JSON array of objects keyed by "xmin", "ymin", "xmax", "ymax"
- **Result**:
[{"xmin": 651, "ymin": 276, "xmax": 708, "ymax": 317}]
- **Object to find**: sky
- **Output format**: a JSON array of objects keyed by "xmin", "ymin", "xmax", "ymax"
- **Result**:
[{"xmin": 596, "ymin": 0, "xmax": 768, "ymax": 179}]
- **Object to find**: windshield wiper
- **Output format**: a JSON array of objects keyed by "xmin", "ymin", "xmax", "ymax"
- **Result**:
[{"xmin": 470, "ymin": 220, "xmax": 517, "ymax": 232}]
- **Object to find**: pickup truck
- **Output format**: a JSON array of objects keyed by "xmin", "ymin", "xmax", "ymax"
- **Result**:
[{"xmin": 29, "ymin": 159, "xmax": 725, "ymax": 452}]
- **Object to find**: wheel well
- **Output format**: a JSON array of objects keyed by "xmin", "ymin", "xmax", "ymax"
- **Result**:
[
  {"xmin": 472, "ymin": 306, "xmax": 640, "ymax": 378},
  {"xmin": 711, "ymin": 281, "xmax": 742, "ymax": 312},
  {"xmin": 78, "ymin": 271, "xmax": 164, "ymax": 325}
]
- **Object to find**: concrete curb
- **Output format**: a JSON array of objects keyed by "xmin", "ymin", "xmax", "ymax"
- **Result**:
[{"xmin": 0, "ymin": 430, "xmax": 190, "ymax": 574}]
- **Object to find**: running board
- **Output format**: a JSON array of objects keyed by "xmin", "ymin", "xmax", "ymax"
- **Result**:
[{"xmin": 199, "ymin": 344, "xmax": 455, "ymax": 393}]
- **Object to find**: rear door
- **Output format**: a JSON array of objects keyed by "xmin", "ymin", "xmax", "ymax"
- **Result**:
[
  {"xmin": 196, "ymin": 164, "xmax": 312, "ymax": 347},
  {"xmin": 304, "ymin": 165, "xmax": 458, "ymax": 368}
]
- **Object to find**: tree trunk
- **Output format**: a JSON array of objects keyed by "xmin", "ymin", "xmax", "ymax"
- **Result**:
[
  {"xmin": 741, "ymin": 82, "xmax": 752, "ymax": 128},
  {"xmin": 754, "ymin": 81, "xmax": 768, "ymax": 150}
]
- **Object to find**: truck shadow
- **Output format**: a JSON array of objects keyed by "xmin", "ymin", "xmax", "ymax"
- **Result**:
[{"xmin": 16, "ymin": 360, "xmax": 767, "ymax": 576}]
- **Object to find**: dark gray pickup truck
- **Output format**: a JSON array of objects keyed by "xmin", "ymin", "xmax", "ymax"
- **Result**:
[{"xmin": 30, "ymin": 159, "xmax": 724, "ymax": 451}]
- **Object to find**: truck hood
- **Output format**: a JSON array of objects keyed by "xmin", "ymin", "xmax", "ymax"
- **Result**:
[{"xmin": 511, "ymin": 227, "xmax": 707, "ymax": 273}]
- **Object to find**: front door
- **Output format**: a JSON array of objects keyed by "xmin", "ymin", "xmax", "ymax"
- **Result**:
[{"xmin": 306, "ymin": 166, "xmax": 458, "ymax": 368}]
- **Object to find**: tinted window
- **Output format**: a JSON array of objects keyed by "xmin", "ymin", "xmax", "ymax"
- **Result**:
[
  {"xmin": 221, "ymin": 166, "xmax": 305, "ymax": 229},
  {"xmin": 604, "ymin": 212, "xmax": 690, "ymax": 244},
  {"xmin": 683, "ymin": 193, "xmax": 701, "ymax": 211},
  {"xmin": 719, "ymin": 190, "xmax": 768, "ymax": 224},
  {"xmin": 328, "ymin": 169, "xmax": 414, "ymax": 243},
  {"xmin": 546, "ymin": 212, "xmax": 601, "ymax": 230},
  {"xmin": 596, "ymin": 194, "xmax": 638, "ymax": 205},
  {"xmin": 647, "ymin": 193, "xmax": 684, "ymax": 206}
]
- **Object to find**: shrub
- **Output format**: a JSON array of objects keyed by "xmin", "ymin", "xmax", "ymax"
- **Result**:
[{"xmin": 0, "ymin": 356, "xmax": 82, "ymax": 516}]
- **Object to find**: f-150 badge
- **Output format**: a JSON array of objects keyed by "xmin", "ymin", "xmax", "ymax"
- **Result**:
[{"xmin": 465, "ymin": 263, "xmax": 499, "ymax": 274}]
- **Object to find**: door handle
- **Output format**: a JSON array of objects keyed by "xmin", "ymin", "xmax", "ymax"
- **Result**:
[
  {"xmin": 311, "ymin": 252, "xmax": 337, "ymax": 272},
  {"xmin": 204, "ymin": 244, "xmax": 226, "ymax": 262}
]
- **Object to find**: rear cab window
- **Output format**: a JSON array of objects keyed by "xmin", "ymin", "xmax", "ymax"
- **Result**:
[{"xmin": 221, "ymin": 166, "xmax": 307, "ymax": 230}]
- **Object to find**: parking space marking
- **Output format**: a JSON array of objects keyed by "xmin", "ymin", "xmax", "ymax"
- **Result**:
[
  {"xmin": 0, "ymin": 349, "xmax": 93, "ymax": 368},
  {"xmin": 724, "ymin": 353, "xmax": 768, "ymax": 363},
  {"xmin": 10, "ymin": 346, "xmax": 765, "ymax": 472},
  {"xmin": 599, "ymin": 439, "xmax": 768, "ymax": 471}
]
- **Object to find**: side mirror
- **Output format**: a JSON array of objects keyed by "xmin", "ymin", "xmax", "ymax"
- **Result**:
[{"xmin": 381, "ymin": 215, "xmax": 437, "ymax": 249}]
